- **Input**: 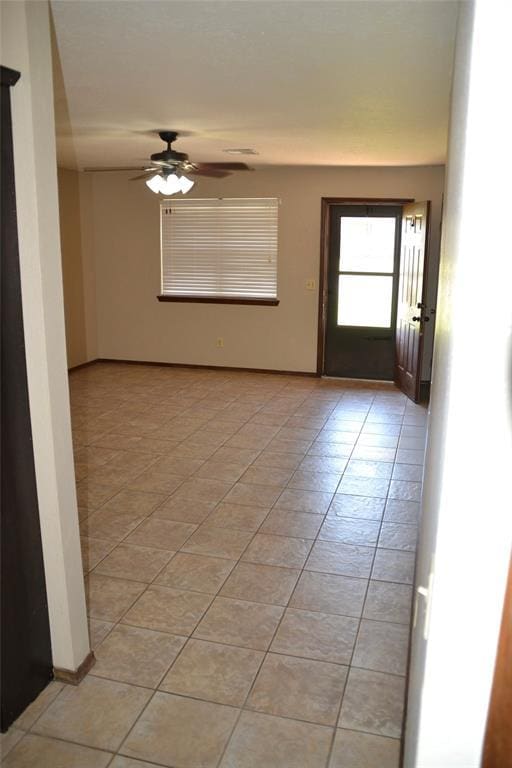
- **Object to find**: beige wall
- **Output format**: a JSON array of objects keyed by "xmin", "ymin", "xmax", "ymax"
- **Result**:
[
  {"xmin": 58, "ymin": 168, "xmax": 87, "ymax": 367},
  {"xmin": 82, "ymin": 164, "xmax": 444, "ymax": 376}
]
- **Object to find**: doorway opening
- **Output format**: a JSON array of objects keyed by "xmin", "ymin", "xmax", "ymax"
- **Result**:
[{"xmin": 317, "ymin": 197, "xmax": 431, "ymax": 402}]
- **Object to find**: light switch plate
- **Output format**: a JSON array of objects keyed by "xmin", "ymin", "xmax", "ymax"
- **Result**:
[{"xmin": 306, "ymin": 279, "xmax": 316, "ymax": 290}]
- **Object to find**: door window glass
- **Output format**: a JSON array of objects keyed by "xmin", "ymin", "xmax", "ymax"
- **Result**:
[
  {"xmin": 339, "ymin": 217, "xmax": 395, "ymax": 273},
  {"xmin": 337, "ymin": 275, "xmax": 393, "ymax": 327},
  {"xmin": 337, "ymin": 215, "xmax": 396, "ymax": 328}
]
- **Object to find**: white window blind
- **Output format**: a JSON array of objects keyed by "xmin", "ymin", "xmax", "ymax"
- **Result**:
[{"xmin": 161, "ymin": 198, "xmax": 278, "ymax": 299}]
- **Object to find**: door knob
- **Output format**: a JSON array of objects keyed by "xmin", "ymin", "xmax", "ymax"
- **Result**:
[
  {"xmin": 412, "ymin": 315, "xmax": 430, "ymax": 323},
  {"xmin": 412, "ymin": 316, "xmax": 421, "ymax": 322}
]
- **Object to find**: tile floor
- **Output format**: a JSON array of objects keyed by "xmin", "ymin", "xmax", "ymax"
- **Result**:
[{"xmin": 1, "ymin": 363, "xmax": 427, "ymax": 768}]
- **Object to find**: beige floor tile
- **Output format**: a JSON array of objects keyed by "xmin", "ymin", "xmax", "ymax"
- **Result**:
[
  {"xmin": 195, "ymin": 460, "xmax": 247, "ymax": 483},
  {"xmin": 202, "ymin": 502, "xmax": 269, "ymax": 532},
  {"xmin": 2, "ymin": 734, "xmax": 112, "ymax": 768},
  {"xmin": 170, "ymin": 477, "xmax": 233, "ymax": 504},
  {"xmin": 328, "ymin": 494, "xmax": 384, "ymax": 521},
  {"xmin": 395, "ymin": 448, "xmax": 424, "ymax": 465},
  {"xmin": 122, "ymin": 585, "xmax": 212, "ymax": 635},
  {"xmin": 88, "ymin": 618, "xmax": 114, "ymax": 649},
  {"xmin": 33, "ymin": 676, "xmax": 151, "ymax": 751},
  {"xmin": 352, "ymin": 620, "xmax": 409, "ymax": 676},
  {"xmin": 271, "ymin": 608, "xmax": 358, "ymax": 664},
  {"xmin": 308, "ymin": 439, "xmax": 353, "ymax": 458},
  {"xmin": 277, "ymin": 425, "xmax": 320, "ymax": 441},
  {"xmin": 160, "ymin": 638, "xmax": 263, "ymax": 706},
  {"xmin": 329, "ymin": 729, "xmax": 400, "ymax": 768},
  {"xmin": 316, "ymin": 430, "xmax": 357, "ymax": 445},
  {"xmin": 220, "ymin": 562, "xmax": 300, "ymax": 605},
  {"xmin": 392, "ymin": 463, "xmax": 423, "ymax": 482},
  {"xmin": 384, "ymin": 498, "xmax": 420, "ymax": 524},
  {"xmin": 152, "ymin": 496, "xmax": 216, "ymax": 524},
  {"xmin": 125, "ymin": 518, "xmax": 197, "ymax": 551},
  {"xmin": 260, "ymin": 509, "xmax": 323, "ymax": 539},
  {"xmin": 93, "ymin": 624, "xmax": 185, "ymax": 687},
  {"xmin": 0, "ymin": 728, "xmax": 24, "ymax": 761},
  {"xmin": 220, "ymin": 710, "xmax": 333, "ymax": 768},
  {"xmin": 242, "ymin": 533, "xmax": 313, "ymax": 568},
  {"xmin": 85, "ymin": 574, "xmax": 146, "ymax": 622},
  {"xmin": 14, "ymin": 682, "xmax": 64, "ymax": 730},
  {"xmin": 363, "ymin": 581, "xmax": 413, "ymax": 624},
  {"xmin": 253, "ymin": 450, "xmax": 303, "ymax": 470},
  {"xmin": 275, "ymin": 488, "xmax": 333, "ymax": 514},
  {"xmin": 194, "ymin": 596, "xmax": 284, "ymax": 650},
  {"xmin": 239, "ymin": 465, "xmax": 294, "ymax": 487},
  {"xmin": 76, "ymin": 481, "xmax": 119, "ymax": 511},
  {"xmin": 127, "ymin": 470, "xmax": 184, "ymax": 495},
  {"xmin": 345, "ymin": 460, "xmax": 393, "ymax": 479},
  {"xmin": 290, "ymin": 571, "xmax": 367, "ymax": 617},
  {"xmin": 121, "ymin": 691, "xmax": 239, "ymax": 768},
  {"xmin": 388, "ymin": 479, "xmax": 422, "ymax": 502},
  {"xmin": 93, "ymin": 544, "xmax": 173, "ymax": 582},
  {"xmin": 371, "ymin": 548, "xmax": 415, "ymax": 584},
  {"xmin": 337, "ymin": 476, "xmax": 390, "ymax": 499},
  {"xmin": 351, "ymin": 446, "xmax": 397, "ymax": 463},
  {"xmin": 80, "ymin": 537, "xmax": 116, "ymax": 572},
  {"xmin": 306, "ymin": 541, "xmax": 374, "ymax": 578},
  {"xmin": 318, "ymin": 517, "xmax": 380, "ymax": 546},
  {"xmin": 155, "ymin": 552, "xmax": 235, "ymax": 594},
  {"xmin": 378, "ymin": 522, "xmax": 418, "ymax": 552},
  {"xmin": 299, "ymin": 455, "xmax": 348, "ymax": 473},
  {"xmin": 183, "ymin": 526, "xmax": 254, "ymax": 559},
  {"xmin": 100, "ymin": 489, "xmax": 167, "ymax": 516},
  {"xmin": 110, "ymin": 755, "xmax": 165, "ymax": 767},
  {"xmin": 150, "ymin": 455, "xmax": 205, "ymax": 476},
  {"xmin": 288, "ymin": 469, "xmax": 341, "ymax": 493},
  {"xmin": 223, "ymin": 482, "xmax": 282, "ymax": 508},
  {"xmin": 81, "ymin": 509, "xmax": 147, "ymax": 542},
  {"xmin": 339, "ymin": 668, "xmax": 405, "ymax": 738},
  {"xmin": 212, "ymin": 446, "xmax": 261, "ymax": 465},
  {"xmin": 356, "ymin": 433, "xmax": 398, "ymax": 448},
  {"xmin": 247, "ymin": 653, "xmax": 347, "ymax": 725}
]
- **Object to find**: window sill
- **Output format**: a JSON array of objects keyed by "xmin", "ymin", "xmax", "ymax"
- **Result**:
[{"xmin": 157, "ymin": 295, "xmax": 280, "ymax": 306}]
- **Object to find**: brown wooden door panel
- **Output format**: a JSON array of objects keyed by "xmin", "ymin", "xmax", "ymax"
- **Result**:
[
  {"xmin": 395, "ymin": 201, "xmax": 430, "ymax": 401},
  {"xmin": 483, "ymin": 556, "xmax": 512, "ymax": 768}
]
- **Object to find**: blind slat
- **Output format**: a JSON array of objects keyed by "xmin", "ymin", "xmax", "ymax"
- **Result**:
[{"xmin": 161, "ymin": 198, "xmax": 278, "ymax": 299}]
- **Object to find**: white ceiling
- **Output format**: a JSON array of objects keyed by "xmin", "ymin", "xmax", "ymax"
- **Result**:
[{"xmin": 51, "ymin": 0, "xmax": 459, "ymax": 170}]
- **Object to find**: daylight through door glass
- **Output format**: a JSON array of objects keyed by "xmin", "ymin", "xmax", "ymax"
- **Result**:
[{"xmin": 337, "ymin": 216, "xmax": 395, "ymax": 327}]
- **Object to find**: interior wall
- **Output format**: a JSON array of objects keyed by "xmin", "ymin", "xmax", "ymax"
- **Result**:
[
  {"xmin": 404, "ymin": 0, "xmax": 512, "ymax": 765},
  {"xmin": 1, "ymin": 0, "xmax": 90, "ymax": 672},
  {"xmin": 57, "ymin": 167, "xmax": 94, "ymax": 367},
  {"xmin": 81, "ymin": 164, "xmax": 445, "ymax": 375}
]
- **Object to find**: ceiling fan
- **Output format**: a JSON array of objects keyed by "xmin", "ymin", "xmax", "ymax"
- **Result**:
[{"xmin": 132, "ymin": 131, "xmax": 253, "ymax": 194}]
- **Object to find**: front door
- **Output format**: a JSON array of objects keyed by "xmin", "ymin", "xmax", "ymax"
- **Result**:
[
  {"xmin": 394, "ymin": 201, "xmax": 431, "ymax": 401},
  {"xmin": 323, "ymin": 204, "xmax": 402, "ymax": 379}
]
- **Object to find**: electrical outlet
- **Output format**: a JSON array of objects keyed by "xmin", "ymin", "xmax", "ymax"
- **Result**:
[
  {"xmin": 306, "ymin": 279, "xmax": 316, "ymax": 290},
  {"xmin": 216, "ymin": 337, "xmax": 224, "ymax": 348}
]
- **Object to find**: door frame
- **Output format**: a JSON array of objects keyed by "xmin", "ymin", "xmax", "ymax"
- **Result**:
[{"xmin": 317, "ymin": 197, "xmax": 414, "ymax": 376}]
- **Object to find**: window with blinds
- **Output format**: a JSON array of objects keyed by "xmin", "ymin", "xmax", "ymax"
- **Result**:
[{"xmin": 160, "ymin": 198, "xmax": 278, "ymax": 302}]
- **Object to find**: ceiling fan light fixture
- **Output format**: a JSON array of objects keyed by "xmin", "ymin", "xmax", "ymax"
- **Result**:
[
  {"xmin": 145, "ymin": 173, "xmax": 163, "ymax": 193},
  {"xmin": 159, "ymin": 173, "xmax": 182, "ymax": 195},
  {"xmin": 178, "ymin": 174, "xmax": 195, "ymax": 193}
]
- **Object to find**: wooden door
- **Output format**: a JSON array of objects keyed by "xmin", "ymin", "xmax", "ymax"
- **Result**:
[
  {"xmin": 482, "ymin": 556, "xmax": 512, "ymax": 768},
  {"xmin": 394, "ymin": 201, "xmax": 431, "ymax": 401}
]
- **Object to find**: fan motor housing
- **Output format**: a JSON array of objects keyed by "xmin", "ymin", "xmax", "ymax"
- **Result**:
[{"xmin": 150, "ymin": 149, "xmax": 188, "ymax": 163}]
